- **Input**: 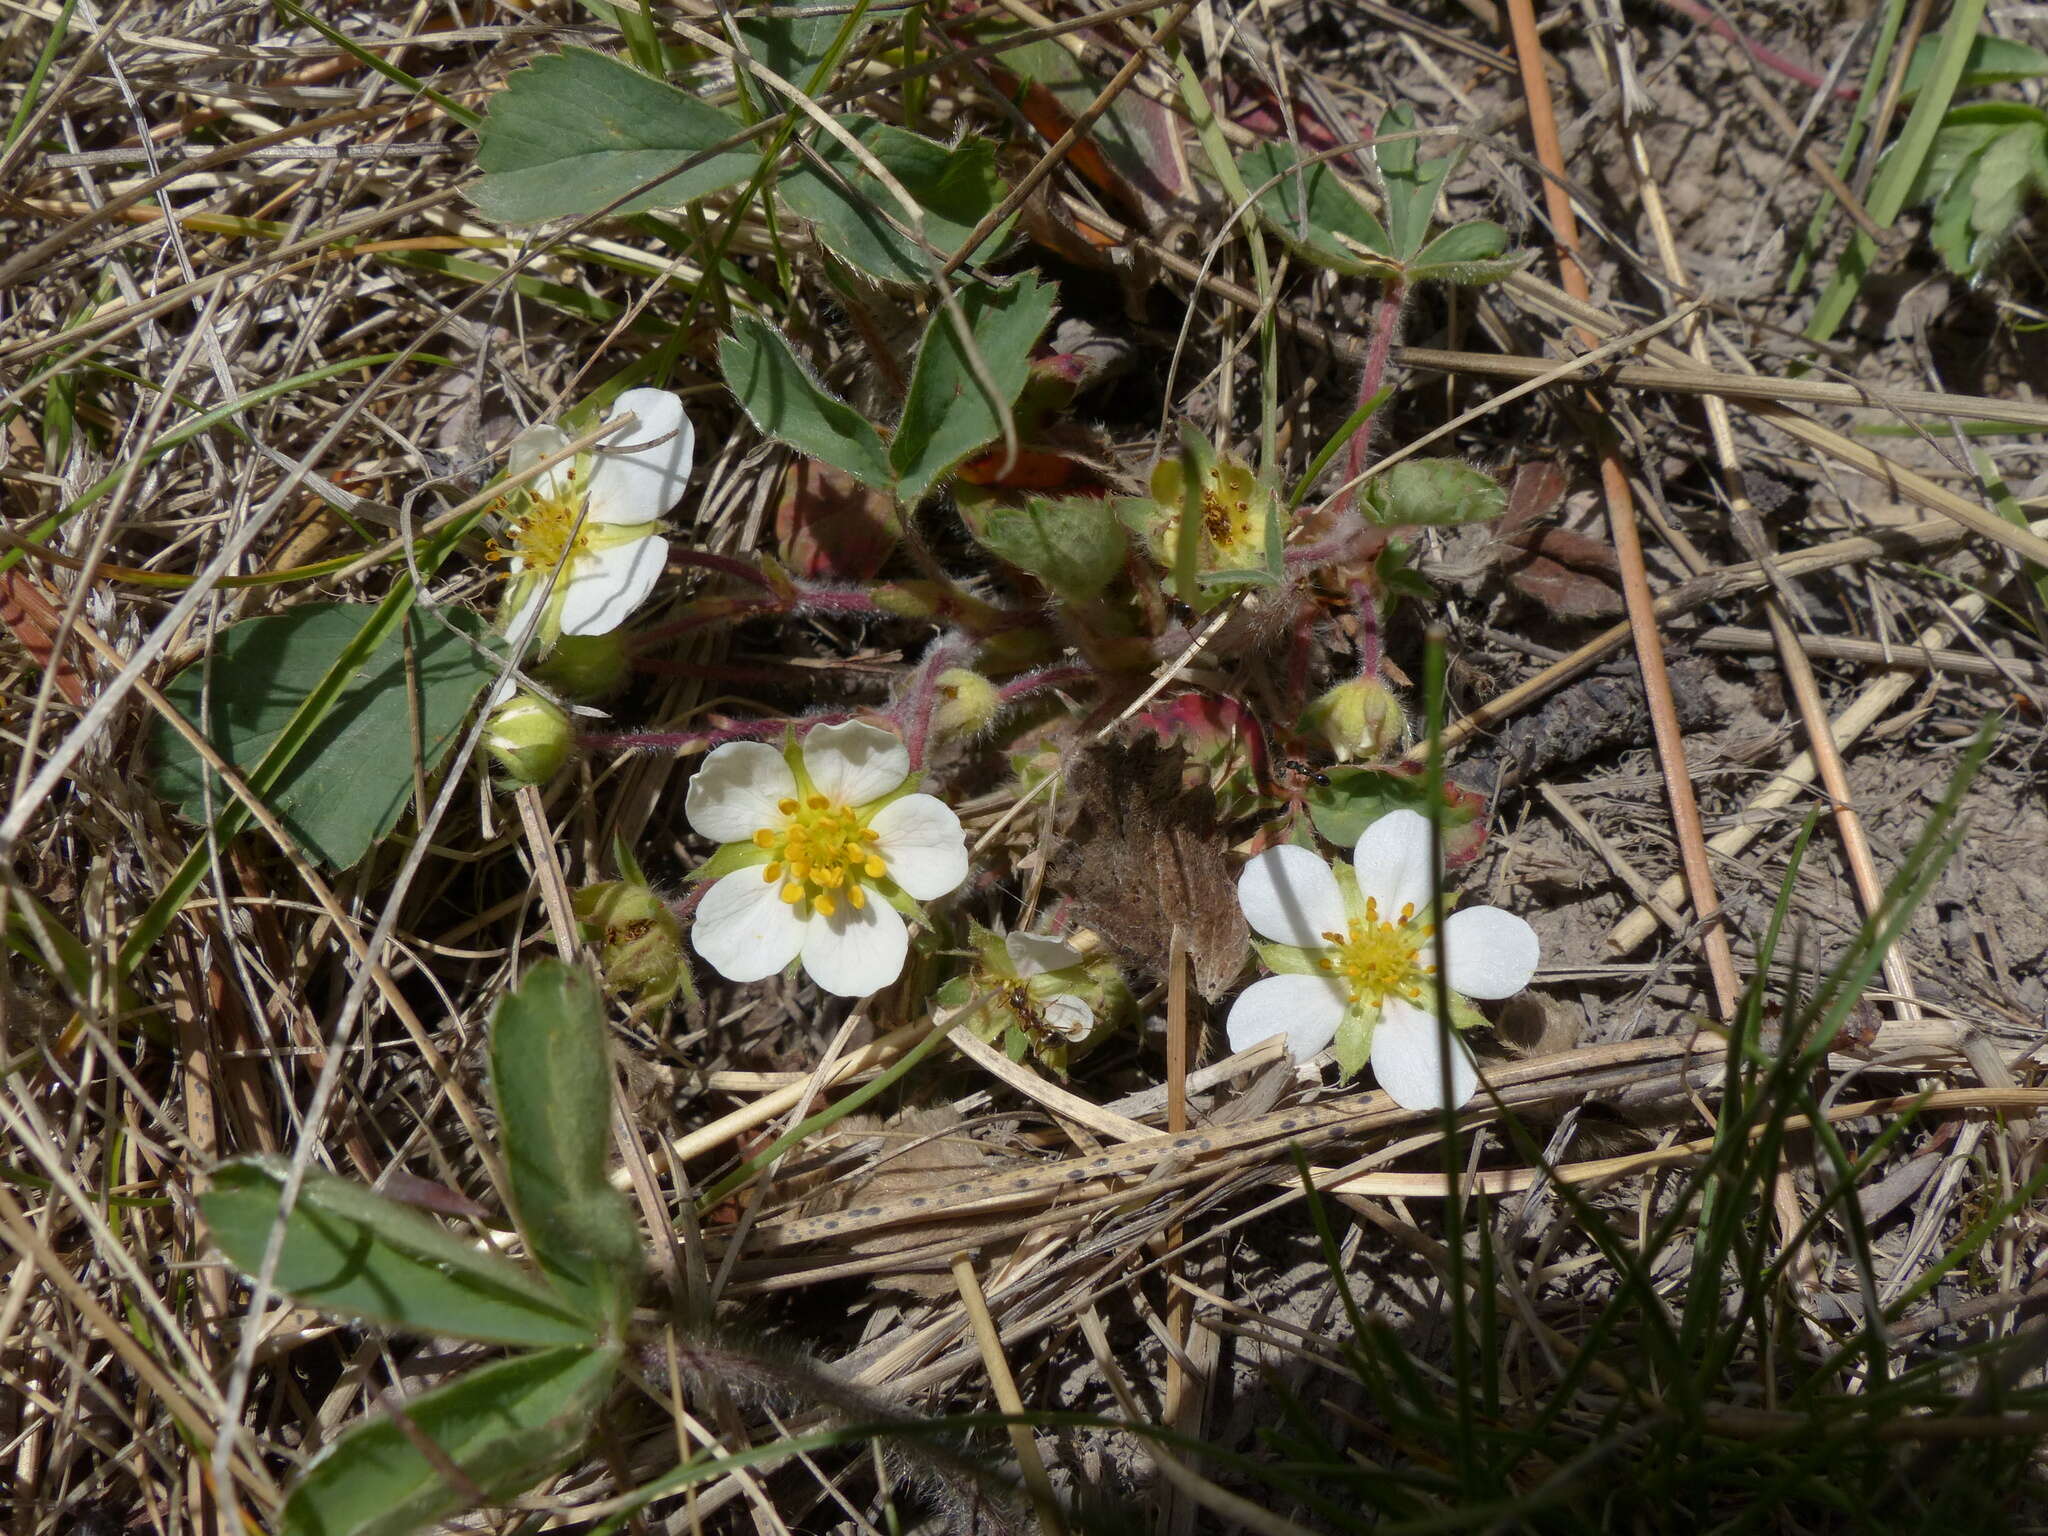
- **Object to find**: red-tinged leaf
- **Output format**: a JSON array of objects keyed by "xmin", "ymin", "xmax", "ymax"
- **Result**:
[
  {"xmin": 1132, "ymin": 690, "xmax": 1282, "ymax": 795},
  {"xmin": 1015, "ymin": 186, "xmax": 1125, "ymax": 266},
  {"xmin": 1013, "ymin": 78, "xmax": 1149, "ymax": 223},
  {"xmin": 3, "ymin": 571, "xmax": 89, "ymax": 709},
  {"xmin": 1221, "ymin": 77, "xmax": 1347, "ymax": 153},
  {"xmin": 956, "ymin": 447, "xmax": 1083, "ymax": 490},
  {"xmin": 378, "ymin": 1170, "xmax": 492, "ymax": 1222},
  {"xmin": 774, "ymin": 460, "xmax": 899, "ymax": 581},
  {"xmin": 990, "ymin": 39, "xmax": 1190, "ymax": 224}
]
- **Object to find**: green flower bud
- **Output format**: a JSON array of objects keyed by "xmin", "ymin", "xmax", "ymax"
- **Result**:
[
  {"xmin": 932, "ymin": 668, "xmax": 1001, "ymax": 739},
  {"xmin": 536, "ymin": 632, "xmax": 631, "ymax": 701},
  {"xmin": 572, "ymin": 880, "xmax": 692, "ymax": 1014},
  {"xmin": 484, "ymin": 694, "xmax": 573, "ymax": 786},
  {"xmin": 1300, "ymin": 676, "xmax": 1407, "ymax": 762}
]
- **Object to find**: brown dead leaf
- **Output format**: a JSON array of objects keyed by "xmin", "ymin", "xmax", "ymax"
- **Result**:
[
  {"xmin": 797, "ymin": 1107, "xmax": 999, "ymax": 1296},
  {"xmin": 1, "ymin": 570, "xmax": 88, "ymax": 708},
  {"xmin": 1495, "ymin": 462, "xmax": 1623, "ymax": 618},
  {"xmin": 1049, "ymin": 735, "xmax": 1248, "ymax": 1000},
  {"xmin": 1509, "ymin": 554, "xmax": 1625, "ymax": 619}
]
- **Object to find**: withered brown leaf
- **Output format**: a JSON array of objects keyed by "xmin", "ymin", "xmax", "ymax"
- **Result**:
[{"xmin": 1049, "ymin": 736, "xmax": 1249, "ymax": 1000}]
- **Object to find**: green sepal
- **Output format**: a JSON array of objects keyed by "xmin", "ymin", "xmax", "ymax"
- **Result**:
[
  {"xmin": 1445, "ymin": 990, "xmax": 1488, "ymax": 1036},
  {"xmin": 687, "ymin": 839, "xmax": 772, "ymax": 884},
  {"xmin": 1332, "ymin": 1001, "xmax": 1377, "ymax": 1080},
  {"xmin": 1254, "ymin": 938, "xmax": 1325, "ymax": 978}
]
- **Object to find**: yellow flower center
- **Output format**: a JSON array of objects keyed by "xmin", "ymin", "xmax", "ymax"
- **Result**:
[
  {"xmin": 752, "ymin": 794, "xmax": 887, "ymax": 920},
  {"xmin": 495, "ymin": 472, "xmax": 590, "ymax": 574},
  {"xmin": 1201, "ymin": 479, "xmax": 1256, "ymax": 556},
  {"xmin": 1316, "ymin": 896, "xmax": 1436, "ymax": 1008}
]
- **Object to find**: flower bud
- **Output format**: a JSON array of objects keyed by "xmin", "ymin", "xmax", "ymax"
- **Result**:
[
  {"xmin": 484, "ymin": 694, "xmax": 573, "ymax": 786},
  {"xmin": 1300, "ymin": 676, "xmax": 1406, "ymax": 762},
  {"xmin": 572, "ymin": 880, "xmax": 692, "ymax": 1013},
  {"xmin": 932, "ymin": 668, "xmax": 1001, "ymax": 739},
  {"xmin": 536, "ymin": 632, "xmax": 631, "ymax": 701}
]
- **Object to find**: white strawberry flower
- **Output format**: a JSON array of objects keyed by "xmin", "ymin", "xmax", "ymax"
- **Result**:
[
  {"xmin": 1003, "ymin": 932, "xmax": 1096, "ymax": 1042},
  {"xmin": 686, "ymin": 721, "xmax": 969, "ymax": 998},
  {"xmin": 1226, "ymin": 808, "xmax": 1539, "ymax": 1110},
  {"xmin": 497, "ymin": 388, "xmax": 692, "ymax": 650}
]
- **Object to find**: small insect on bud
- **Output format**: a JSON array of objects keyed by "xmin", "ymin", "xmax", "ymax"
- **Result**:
[
  {"xmin": 572, "ymin": 880, "xmax": 692, "ymax": 1014},
  {"xmin": 536, "ymin": 631, "xmax": 631, "ymax": 702},
  {"xmin": 932, "ymin": 668, "xmax": 1001, "ymax": 739},
  {"xmin": 484, "ymin": 694, "xmax": 573, "ymax": 786},
  {"xmin": 1300, "ymin": 676, "xmax": 1407, "ymax": 762}
]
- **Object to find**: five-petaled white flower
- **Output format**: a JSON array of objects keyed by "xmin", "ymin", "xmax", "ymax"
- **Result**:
[
  {"xmin": 1003, "ymin": 932, "xmax": 1096, "ymax": 1042},
  {"xmin": 1226, "ymin": 808, "xmax": 1539, "ymax": 1110},
  {"xmin": 686, "ymin": 721, "xmax": 969, "ymax": 998},
  {"xmin": 498, "ymin": 387, "xmax": 693, "ymax": 649}
]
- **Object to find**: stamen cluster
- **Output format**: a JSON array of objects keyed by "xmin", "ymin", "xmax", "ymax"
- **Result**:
[
  {"xmin": 1317, "ymin": 895, "xmax": 1436, "ymax": 1008},
  {"xmin": 753, "ymin": 795, "xmax": 886, "ymax": 918}
]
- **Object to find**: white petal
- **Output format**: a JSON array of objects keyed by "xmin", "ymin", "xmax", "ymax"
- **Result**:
[
  {"xmin": 500, "ymin": 580, "xmax": 550, "ymax": 654},
  {"xmin": 1225, "ymin": 974, "xmax": 1348, "ymax": 1061},
  {"xmin": 1354, "ymin": 808, "xmax": 1435, "ymax": 921},
  {"xmin": 1236, "ymin": 844, "xmax": 1348, "ymax": 950},
  {"xmin": 866, "ymin": 793, "xmax": 967, "ymax": 901},
  {"xmin": 1042, "ymin": 994, "xmax": 1095, "ymax": 1041},
  {"xmin": 800, "ymin": 890, "xmax": 908, "ymax": 997},
  {"xmin": 801, "ymin": 720, "xmax": 909, "ymax": 807},
  {"xmin": 1443, "ymin": 906, "xmax": 1540, "ymax": 999},
  {"xmin": 585, "ymin": 388, "xmax": 693, "ymax": 526},
  {"xmin": 1370, "ymin": 996, "xmax": 1478, "ymax": 1111},
  {"xmin": 557, "ymin": 535, "xmax": 667, "ymax": 636},
  {"xmin": 686, "ymin": 741, "xmax": 797, "ymax": 844},
  {"xmin": 691, "ymin": 872, "xmax": 806, "ymax": 983},
  {"xmin": 508, "ymin": 424, "xmax": 575, "ymax": 502},
  {"xmin": 1005, "ymin": 932, "xmax": 1084, "ymax": 978}
]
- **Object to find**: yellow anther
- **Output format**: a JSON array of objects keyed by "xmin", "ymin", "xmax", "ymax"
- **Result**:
[
  {"xmin": 744, "ymin": 778, "xmax": 894, "ymax": 918},
  {"xmin": 1323, "ymin": 902, "xmax": 1430, "ymax": 1012}
]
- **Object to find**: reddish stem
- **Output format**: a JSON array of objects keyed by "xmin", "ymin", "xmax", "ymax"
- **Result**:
[
  {"xmin": 671, "ymin": 548, "xmax": 777, "ymax": 589},
  {"xmin": 580, "ymin": 713, "xmax": 854, "ymax": 756},
  {"xmin": 1651, "ymin": 0, "xmax": 1860, "ymax": 100},
  {"xmin": 1343, "ymin": 281, "xmax": 1407, "ymax": 514},
  {"xmin": 1347, "ymin": 578, "xmax": 1383, "ymax": 677},
  {"xmin": 997, "ymin": 664, "xmax": 1092, "ymax": 706}
]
